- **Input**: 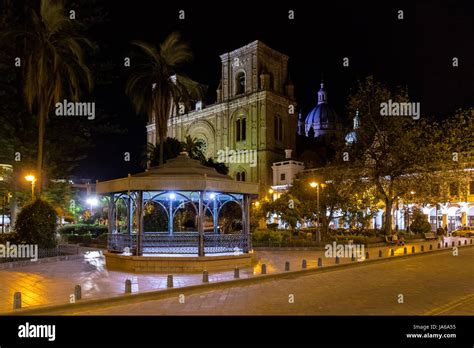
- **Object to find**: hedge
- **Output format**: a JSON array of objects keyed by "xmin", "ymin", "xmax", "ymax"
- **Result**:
[{"xmin": 58, "ymin": 224, "xmax": 107, "ymax": 237}]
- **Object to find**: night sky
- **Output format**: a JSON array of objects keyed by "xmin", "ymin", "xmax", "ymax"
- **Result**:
[{"xmin": 75, "ymin": 0, "xmax": 474, "ymax": 181}]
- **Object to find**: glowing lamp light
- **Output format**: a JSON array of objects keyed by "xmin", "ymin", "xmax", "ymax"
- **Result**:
[
  {"xmin": 209, "ymin": 193, "xmax": 216, "ymax": 200},
  {"xmin": 25, "ymin": 175, "xmax": 35, "ymax": 182},
  {"xmin": 309, "ymin": 182, "xmax": 318, "ymax": 188},
  {"xmin": 169, "ymin": 193, "xmax": 176, "ymax": 200},
  {"xmin": 86, "ymin": 197, "xmax": 98, "ymax": 207}
]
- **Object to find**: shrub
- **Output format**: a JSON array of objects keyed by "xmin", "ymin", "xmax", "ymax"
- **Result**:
[
  {"xmin": 0, "ymin": 232, "xmax": 20, "ymax": 244},
  {"xmin": 58, "ymin": 224, "xmax": 107, "ymax": 237},
  {"xmin": 410, "ymin": 209, "xmax": 432, "ymax": 234},
  {"xmin": 15, "ymin": 199, "xmax": 58, "ymax": 248},
  {"xmin": 252, "ymin": 230, "xmax": 284, "ymax": 243}
]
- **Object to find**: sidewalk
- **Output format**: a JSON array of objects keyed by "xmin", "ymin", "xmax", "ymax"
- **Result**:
[{"xmin": 0, "ymin": 236, "xmax": 469, "ymax": 313}]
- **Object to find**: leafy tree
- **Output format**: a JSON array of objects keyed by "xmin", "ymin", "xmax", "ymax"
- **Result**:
[
  {"xmin": 265, "ymin": 193, "xmax": 302, "ymax": 233},
  {"xmin": 15, "ymin": 199, "xmax": 58, "ymax": 248},
  {"xmin": 126, "ymin": 32, "xmax": 203, "ymax": 165},
  {"xmin": 341, "ymin": 76, "xmax": 466, "ymax": 234},
  {"xmin": 410, "ymin": 208, "xmax": 432, "ymax": 234}
]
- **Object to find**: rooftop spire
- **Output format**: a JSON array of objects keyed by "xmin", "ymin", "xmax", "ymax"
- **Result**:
[{"xmin": 317, "ymin": 78, "xmax": 327, "ymax": 105}]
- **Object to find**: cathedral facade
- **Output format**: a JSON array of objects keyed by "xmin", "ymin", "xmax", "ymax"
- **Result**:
[{"xmin": 146, "ymin": 41, "xmax": 297, "ymax": 196}]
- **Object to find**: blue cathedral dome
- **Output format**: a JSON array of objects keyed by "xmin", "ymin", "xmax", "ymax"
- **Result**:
[{"xmin": 304, "ymin": 81, "xmax": 340, "ymax": 137}]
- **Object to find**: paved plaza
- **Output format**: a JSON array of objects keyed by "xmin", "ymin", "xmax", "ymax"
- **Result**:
[
  {"xmin": 60, "ymin": 245, "xmax": 474, "ymax": 316},
  {"xmin": 0, "ymin": 237, "xmax": 471, "ymax": 314}
]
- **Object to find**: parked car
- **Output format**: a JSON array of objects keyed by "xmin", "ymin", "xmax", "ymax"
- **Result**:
[{"xmin": 452, "ymin": 226, "xmax": 474, "ymax": 237}]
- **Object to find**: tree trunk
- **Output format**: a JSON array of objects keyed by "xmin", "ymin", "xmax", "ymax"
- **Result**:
[
  {"xmin": 36, "ymin": 112, "xmax": 45, "ymax": 197},
  {"xmin": 159, "ymin": 139, "xmax": 164, "ymax": 165},
  {"xmin": 384, "ymin": 198, "xmax": 393, "ymax": 235}
]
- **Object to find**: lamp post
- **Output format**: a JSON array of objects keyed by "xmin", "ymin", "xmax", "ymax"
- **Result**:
[
  {"xmin": 25, "ymin": 175, "xmax": 36, "ymax": 200},
  {"xmin": 407, "ymin": 191, "xmax": 415, "ymax": 233},
  {"xmin": 309, "ymin": 182, "xmax": 321, "ymax": 243}
]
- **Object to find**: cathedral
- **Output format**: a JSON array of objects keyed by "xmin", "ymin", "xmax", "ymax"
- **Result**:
[{"xmin": 146, "ymin": 41, "xmax": 342, "ymax": 197}]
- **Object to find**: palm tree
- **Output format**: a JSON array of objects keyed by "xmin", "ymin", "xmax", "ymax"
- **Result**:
[
  {"xmin": 181, "ymin": 135, "xmax": 205, "ymax": 162},
  {"xmin": 13, "ymin": 0, "xmax": 93, "ymax": 195},
  {"xmin": 126, "ymin": 32, "xmax": 202, "ymax": 165}
]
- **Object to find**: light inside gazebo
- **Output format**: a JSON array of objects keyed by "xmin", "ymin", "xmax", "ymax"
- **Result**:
[
  {"xmin": 168, "ymin": 192, "xmax": 176, "ymax": 200},
  {"xmin": 209, "ymin": 192, "xmax": 216, "ymax": 200}
]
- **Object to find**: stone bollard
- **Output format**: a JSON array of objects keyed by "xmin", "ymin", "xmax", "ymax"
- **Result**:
[
  {"xmin": 365, "ymin": 251, "xmax": 369, "ymax": 260},
  {"xmin": 317, "ymin": 258, "xmax": 322, "ymax": 267},
  {"xmin": 421, "ymin": 245, "xmax": 424, "ymax": 252},
  {"xmin": 429, "ymin": 244, "xmax": 433, "ymax": 251},
  {"xmin": 335, "ymin": 256, "xmax": 340, "ymax": 264},
  {"xmin": 302, "ymin": 259, "xmax": 307, "ymax": 269},
  {"xmin": 261, "ymin": 264, "xmax": 267, "ymax": 274},
  {"xmin": 13, "ymin": 292, "xmax": 21, "ymax": 310},
  {"xmin": 74, "ymin": 285, "xmax": 82, "ymax": 301},
  {"xmin": 391, "ymin": 249, "xmax": 394, "ymax": 256},
  {"xmin": 285, "ymin": 261, "xmax": 290, "ymax": 271},
  {"xmin": 404, "ymin": 247, "xmax": 407, "ymax": 255},
  {"xmin": 411, "ymin": 246, "xmax": 415, "ymax": 254},
  {"xmin": 378, "ymin": 250, "xmax": 383, "ymax": 258},
  {"xmin": 125, "ymin": 279, "xmax": 132, "ymax": 294},
  {"xmin": 234, "ymin": 267, "xmax": 240, "ymax": 279},
  {"xmin": 167, "ymin": 275, "xmax": 174, "ymax": 288},
  {"xmin": 202, "ymin": 270, "xmax": 209, "ymax": 283}
]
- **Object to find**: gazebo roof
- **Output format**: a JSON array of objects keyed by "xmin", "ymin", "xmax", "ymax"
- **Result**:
[{"xmin": 96, "ymin": 152, "xmax": 259, "ymax": 195}]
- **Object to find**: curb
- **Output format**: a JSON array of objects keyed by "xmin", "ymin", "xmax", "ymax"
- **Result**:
[{"xmin": 5, "ymin": 243, "xmax": 473, "ymax": 315}]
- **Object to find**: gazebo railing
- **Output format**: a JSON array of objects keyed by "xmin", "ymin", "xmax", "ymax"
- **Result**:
[{"xmin": 107, "ymin": 233, "xmax": 248, "ymax": 255}]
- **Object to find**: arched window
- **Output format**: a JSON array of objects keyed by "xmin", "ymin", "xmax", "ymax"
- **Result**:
[
  {"xmin": 236, "ymin": 71, "xmax": 246, "ymax": 95},
  {"xmin": 236, "ymin": 117, "xmax": 246, "ymax": 142},
  {"xmin": 235, "ymin": 171, "xmax": 246, "ymax": 182}
]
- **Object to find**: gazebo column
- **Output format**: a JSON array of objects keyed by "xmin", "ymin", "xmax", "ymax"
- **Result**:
[
  {"xmin": 213, "ymin": 199, "xmax": 218, "ymax": 234},
  {"xmin": 198, "ymin": 191, "xmax": 205, "ymax": 256},
  {"xmin": 107, "ymin": 194, "xmax": 115, "ymax": 234},
  {"xmin": 168, "ymin": 197, "xmax": 173, "ymax": 235},
  {"xmin": 136, "ymin": 191, "xmax": 144, "ymax": 256},
  {"xmin": 242, "ymin": 194, "xmax": 251, "ymax": 253},
  {"xmin": 127, "ymin": 194, "xmax": 133, "ymax": 235}
]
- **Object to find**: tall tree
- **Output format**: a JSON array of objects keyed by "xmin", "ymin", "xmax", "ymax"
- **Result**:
[
  {"xmin": 126, "ymin": 32, "xmax": 202, "ymax": 165},
  {"xmin": 342, "ymin": 76, "xmax": 466, "ymax": 234},
  {"xmin": 7, "ymin": 0, "xmax": 94, "ymax": 195}
]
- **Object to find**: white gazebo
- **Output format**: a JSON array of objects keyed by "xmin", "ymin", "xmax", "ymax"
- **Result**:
[{"xmin": 96, "ymin": 152, "xmax": 259, "ymax": 272}]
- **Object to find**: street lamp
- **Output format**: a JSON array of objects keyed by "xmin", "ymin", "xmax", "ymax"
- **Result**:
[
  {"xmin": 86, "ymin": 197, "xmax": 98, "ymax": 214},
  {"xmin": 25, "ymin": 175, "xmax": 36, "ymax": 200},
  {"xmin": 309, "ymin": 181, "xmax": 321, "ymax": 242}
]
